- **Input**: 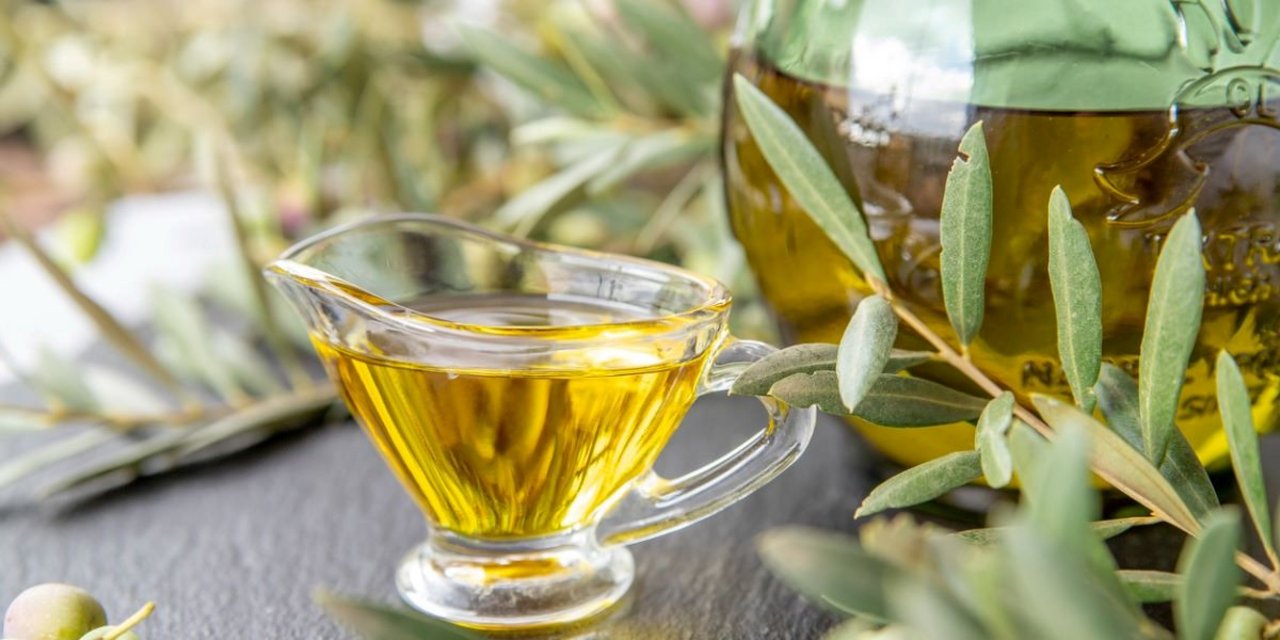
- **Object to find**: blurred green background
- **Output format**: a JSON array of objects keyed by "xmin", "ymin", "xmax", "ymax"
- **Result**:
[{"xmin": 0, "ymin": 0, "xmax": 772, "ymax": 495}]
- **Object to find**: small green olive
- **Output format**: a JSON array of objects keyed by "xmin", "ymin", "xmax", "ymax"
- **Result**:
[{"xmin": 2, "ymin": 584, "xmax": 107, "ymax": 640}]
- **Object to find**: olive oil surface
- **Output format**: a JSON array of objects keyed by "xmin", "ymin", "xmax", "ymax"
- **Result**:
[
  {"xmin": 315, "ymin": 295, "xmax": 711, "ymax": 539},
  {"xmin": 723, "ymin": 56, "xmax": 1280, "ymax": 467}
]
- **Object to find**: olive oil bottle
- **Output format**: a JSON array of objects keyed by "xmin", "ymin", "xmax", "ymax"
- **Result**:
[{"xmin": 723, "ymin": 55, "xmax": 1280, "ymax": 468}]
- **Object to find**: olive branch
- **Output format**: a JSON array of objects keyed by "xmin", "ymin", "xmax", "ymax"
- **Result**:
[{"xmin": 726, "ymin": 73, "xmax": 1280, "ymax": 638}]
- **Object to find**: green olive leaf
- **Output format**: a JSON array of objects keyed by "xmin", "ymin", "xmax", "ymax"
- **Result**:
[
  {"xmin": 1116, "ymin": 570, "xmax": 1180, "ymax": 604},
  {"xmin": 887, "ymin": 575, "xmax": 989, "ymax": 640},
  {"xmin": 1007, "ymin": 419, "xmax": 1050, "ymax": 496},
  {"xmin": 31, "ymin": 345, "xmax": 99, "ymax": 412},
  {"xmin": 938, "ymin": 122, "xmax": 993, "ymax": 347},
  {"xmin": 315, "ymin": 591, "xmax": 481, "ymax": 640},
  {"xmin": 1213, "ymin": 606, "xmax": 1268, "ymax": 640},
  {"xmin": 837, "ymin": 295, "xmax": 898, "ymax": 411},
  {"xmin": 855, "ymin": 451, "xmax": 982, "ymax": 518},
  {"xmin": 1047, "ymin": 186, "xmax": 1102, "ymax": 412},
  {"xmin": 493, "ymin": 143, "xmax": 626, "ymax": 237},
  {"xmin": 613, "ymin": 0, "xmax": 723, "ymax": 82},
  {"xmin": 953, "ymin": 517, "xmax": 1161, "ymax": 546},
  {"xmin": 731, "ymin": 344, "xmax": 838, "ymax": 397},
  {"xmin": 1215, "ymin": 351, "xmax": 1274, "ymax": 561},
  {"xmin": 975, "ymin": 392, "xmax": 1015, "ymax": 488},
  {"xmin": 732, "ymin": 345, "xmax": 930, "ymax": 397},
  {"xmin": 769, "ymin": 371, "xmax": 987, "ymax": 426},
  {"xmin": 456, "ymin": 26, "xmax": 606, "ymax": 119},
  {"xmin": 1175, "ymin": 509, "xmax": 1242, "ymax": 640},
  {"xmin": 885, "ymin": 349, "xmax": 935, "ymax": 372},
  {"xmin": 150, "ymin": 286, "xmax": 249, "ymax": 405},
  {"xmin": 0, "ymin": 430, "xmax": 117, "ymax": 491},
  {"xmin": 1139, "ymin": 211, "xmax": 1205, "ymax": 464},
  {"xmin": 1024, "ymin": 422, "xmax": 1127, "ymax": 599},
  {"xmin": 586, "ymin": 132, "xmax": 713, "ymax": 195},
  {"xmin": 1032, "ymin": 395, "xmax": 1201, "ymax": 535},
  {"xmin": 731, "ymin": 74, "xmax": 886, "ymax": 284},
  {"xmin": 1003, "ymin": 525, "xmax": 1146, "ymax": 640},
  {"xmin": 1095, "ymin": 363, "xmax": 1219, "ymax": 521},
  {"xmin": 757, "ymin": 526, "xmax": 901, "ymax": 621}
]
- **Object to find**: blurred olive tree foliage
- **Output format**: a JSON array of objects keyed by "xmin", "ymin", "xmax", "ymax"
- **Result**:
[{"xmin": 0, "ymin": 0, "xmax": 764, "ymax": 495}]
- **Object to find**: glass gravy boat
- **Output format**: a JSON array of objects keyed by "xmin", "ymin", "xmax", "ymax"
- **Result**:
[{"xmin": 265, "ymin": 213, "xmax": 816, "ymax": 630}]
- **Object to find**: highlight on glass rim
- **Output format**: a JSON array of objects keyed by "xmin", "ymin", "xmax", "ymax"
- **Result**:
[{"xmin": 1, "ymin": 0, "xmax": 1279, "ymax": 638}]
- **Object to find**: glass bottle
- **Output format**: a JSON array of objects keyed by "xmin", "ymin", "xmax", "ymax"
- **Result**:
[{"xmin": 722, "ymin": 0, "xmax": 1280, "ymax": 467}]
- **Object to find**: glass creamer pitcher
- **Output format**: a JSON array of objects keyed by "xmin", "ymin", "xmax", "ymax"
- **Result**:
[
  {"xmin": 723, "ymin": 0, "xmax": 1280, "ymax": 469},
  {"xmin": 265, "ymin": 214, "xmax": 815, "ymax": 629}
]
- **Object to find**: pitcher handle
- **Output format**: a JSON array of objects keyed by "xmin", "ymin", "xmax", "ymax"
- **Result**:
[{"xmin": 596, "ymin": 340, "xmax": 817, "ymax": 547}]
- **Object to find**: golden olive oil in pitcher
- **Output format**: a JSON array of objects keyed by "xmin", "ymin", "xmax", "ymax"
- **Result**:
[
  {"xmin": 314, "ymin": 294, "xmax": 712, "ymax": 539},
  {"xmin": 723, "ymin": 56, "xmax": 1280, "ymax": 467}
]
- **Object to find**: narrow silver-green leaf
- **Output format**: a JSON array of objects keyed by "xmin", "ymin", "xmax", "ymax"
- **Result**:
[
  {"xmin": 1096, "ymin": 363, "xmax": 1219, "ymax": 520},
  {"xmin": 1047, "ymin": 186, "xmax": 1102, "ymax": 412},
  {"xmin": 823, "ymin": 619, "xmax": 879, "ymax": 640},
  {"xmin": 1008, "ymin": 419, "xmax": 1050, "ymax": 496},
  {"xmin": 887, "ymin": 576, "xmax": 989, "ymax": 640},
  {"xmin": 1140, "ymin": 211, "xmax": 1205, "ymax": 464},
  {"xmin": 975, "ymin": 392, "xmax": 1015, "ymax": 488},
  {"xmin": 1004, "ymin": 525, "xmax": 1146, "ymax": 640},
  {"xmin": 1025, "ymin": 421, "xmax": 1126, "ymax": 596},
  {"xmin": 456, "ymin": 26, "xmax": 605, "ymax": 118},
  {"xmin": 855, "ymin": 451, "xmax": 982, "ymax": 518},
  {"xmin": 30, "ymin": 345, "xmax": 99, "ymax": 412},
  {"xmin": 758, "ymin": 526, "xmax": 901, "ymax": 620},
  {"xmin": 954, "ymin": 517, "xmax": 1160, "ymax": 546},
  {"xmin": 586, "ymin": 132, "xmax": 712, "ymax": 195},
  {"xmin": 211, "ymin": 330, "xmax": 286, "ymax": 397},
  {"xmin": 1176, "ymin": 509, "xmax": 1242, "ymax": 640},
  {"xmin": 1213, "ymin": 606, "xmax": 1268, "ymax": 640},
  {"xmin": 494, "ymin": 144, "xmax": 624, "ymax": 237},
  {"xmin": 938, "ymin": 122, "xmax": 993, "ymax": 346},
  {"xmin": 151, "ymin": 287, "xmax": 247, "ymax": 404},
  {"xmin": 769, "ymin": 371, "xmax": 987, "ymax": 426},
  {"xmin": 837, "ymin": 295, "xmax": 897, "ymax": 411},
  {"xmin": 732, "ymin": 75, "xmax": 886, "ymax": 283},
  {"xmin": 614, "ymin": 0, "xmax": 723, "ymax": 82},
  {"xmin": 316, "ymin": 592, "xmax": 481, "ymax": 640},
  {"xmin": 885, "ymin": 349, "xmax": 934, "ymax": 372},
  {"xmin": 0, "ymin": 410, "xmax": 46, "ymax": 433},
  {"xmin": 1117, "ymin": 570, "xmax": 1180, "ymax": 604},
  {"xmin": 733, "ymin": 345, "xmax": 929, "ymax": 397},
  {"xmin": 0, "ymin": 430, "xmax": 116, "ymax": 491},
  {"xmin": 731, "ymin": 344, "xmax": 837, "ymax": 397},
  {"xmin": 1032, "ymin": 395, "xmax": 1201, "ymax": 535},
  {"xmin": 1215, "ymin": 351, "xmax": 1273, "ymax": 561},
  {"xmin": 82, "ymin": 366, "xmax": 171, "ymax": 415}
]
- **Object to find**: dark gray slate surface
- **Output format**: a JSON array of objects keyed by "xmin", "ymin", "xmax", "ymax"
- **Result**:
[{"xmin": 0, "ymin": 395, "xmax": 868, "ymax": 639}]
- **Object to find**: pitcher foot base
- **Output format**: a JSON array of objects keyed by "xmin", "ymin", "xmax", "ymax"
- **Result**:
[{"xmin": 396, "ymin": 532, "xmax": 634, "ymax": 630}]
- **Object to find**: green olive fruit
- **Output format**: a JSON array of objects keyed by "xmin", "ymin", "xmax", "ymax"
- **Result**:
[{"xmin": 3, "ymin": 584, "xmax": 107, "ymax": 640}]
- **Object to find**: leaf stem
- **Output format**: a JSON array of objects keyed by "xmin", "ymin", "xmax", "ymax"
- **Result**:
[
  {"xmin": 1238, "ymin": 552, "xmax": 1280, "ymax": 594},
  {"xmin": 102, "ymin": 602, "xmax": 155, "ymax": 640},
  {"xmin": 880, "ymin": 287, "xmax": 1050, "ymax": 434}
]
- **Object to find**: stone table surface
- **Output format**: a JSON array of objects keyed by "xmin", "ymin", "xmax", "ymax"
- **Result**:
[{"xmin": 0, "ymin": 394, "xmax": 874, "ymax": 639}]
